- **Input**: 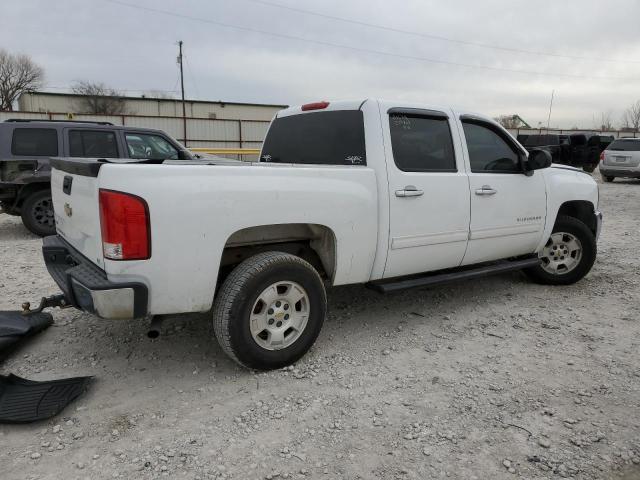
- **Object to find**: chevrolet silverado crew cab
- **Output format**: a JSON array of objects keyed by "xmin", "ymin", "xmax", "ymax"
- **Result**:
[
  {"xmin": 0, "ymin": 119, "xmax": 192, "ymax": 236},
  {"xmin": 42, "ymin": 99, "xmax": 602, "ymax": 370}
]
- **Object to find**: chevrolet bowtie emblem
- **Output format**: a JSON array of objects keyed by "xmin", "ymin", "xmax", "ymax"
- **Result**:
[{"xmin": 64, "ymin": 203, "xmax": 73, "ymax": 217}]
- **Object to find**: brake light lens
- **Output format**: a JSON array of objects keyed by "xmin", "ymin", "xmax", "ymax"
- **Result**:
[
  {"xmin": 99, "ymin": 189, "xmax": 150, "ymax": 260},
  {"xmin": 301, "ymin": 101, "xmax": 329, "ymax": 111},
  {"xmin": 599, "ymin": 151, "xmax": 604, "ymax": 162}
]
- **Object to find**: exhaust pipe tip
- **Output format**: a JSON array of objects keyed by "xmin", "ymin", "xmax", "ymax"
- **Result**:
[{"xmin": 147, "ymin": 316, "xmax": 164, "ymax": 339}]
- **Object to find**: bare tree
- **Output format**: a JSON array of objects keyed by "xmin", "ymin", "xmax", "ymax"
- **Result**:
[
  {"xmin": 622, "ymin": 100, "xmax": 640, "ymax": 132},
  {"xmin": 71, "ymin": 81, "xmax": 127, "ymax": 115},
  {"xmin": 594, "ymin": 111, "xmax": 614, "ymax": 131},
  {"xmin": 494, "ymin": 114, "xmax": 530, "ymax": 129},
  {"xmin": 0, "ymin": 49, "xmax": 44, "ymax": 111}
]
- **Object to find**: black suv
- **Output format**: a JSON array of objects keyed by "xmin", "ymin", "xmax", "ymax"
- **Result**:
[
  {"xmin": 516, "ymin": 133, "xmax": 613, "ymax": 173},
  {"xmin": 0, "ymin": 120, "xmax": 192, "ymax": 236}
]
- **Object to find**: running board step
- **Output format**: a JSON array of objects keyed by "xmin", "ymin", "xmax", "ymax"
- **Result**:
[{"xmin": 366, "ymin": 256, "xmax": 540, "ymax": 294}]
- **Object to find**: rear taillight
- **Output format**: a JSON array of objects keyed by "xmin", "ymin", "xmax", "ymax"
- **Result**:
[
  {"xmin": 599, "ymin": 151, "xmax": 605, "ymax": 162},
  {"xmin": 301, "ymin": 101, "xmax": 329, "ymax": 111},
  {"xmin": 99, "ymin": 189, "xmax": 150, "ymax": 260}
]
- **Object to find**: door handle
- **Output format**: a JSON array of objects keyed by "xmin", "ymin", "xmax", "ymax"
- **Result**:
[
  {"xmin": 475, "ymin": 185, "xmax": 497, "ymax": 196},
  {"xmin": 395, "ymin": 186, "xmax": 424, "ymax": 197}
]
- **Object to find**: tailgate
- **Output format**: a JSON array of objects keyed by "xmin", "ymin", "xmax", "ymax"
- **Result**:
[{"xmin": 50, "ymin": 158, "xmax": 104, "ymax": 268}]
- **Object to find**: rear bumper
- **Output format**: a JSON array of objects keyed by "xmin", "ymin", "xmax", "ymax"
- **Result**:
[
  {"xmin": 600, "ymin": 165, "xmax": 640, "ymax": 178},
  {"xmin": 42, "ymin": 235, "xmax": 148, "ymax": 319}
]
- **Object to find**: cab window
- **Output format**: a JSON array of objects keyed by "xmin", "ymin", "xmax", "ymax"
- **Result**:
[
  {"xmin": 462, "ymin": 121, "xmax": 521, "ymax": 173},
  {"xmin": 69, "ymin": 130, "xmax": 119, "ymax": 158},
  {"xmin": 125, "ymin": 133, "xmax": 179, "ymax": 160},
  {"xmin": 389, "ymin": 113, "xmax": 456, "ymax": 172}
]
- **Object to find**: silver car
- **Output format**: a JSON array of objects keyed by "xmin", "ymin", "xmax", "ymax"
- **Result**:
[{"xmin": 600, "ymin": 138, "xmax": 640, "ymax": 182}]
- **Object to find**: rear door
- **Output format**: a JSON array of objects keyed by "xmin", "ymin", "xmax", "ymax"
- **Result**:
[
  {"xmin": 458, "ymin": 116, "xmax": 546, "ymax": 265},
  {"xmin": 382, "ymin": 107, "xmax": 470, "ymax": 278}
]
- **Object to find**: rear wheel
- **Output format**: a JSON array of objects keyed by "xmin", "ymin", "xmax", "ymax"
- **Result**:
[
  {"xmin": 602, "ymin": 174, "xmax": 615, "ymax": 183},
  {"xmin": 20, "ymin": 190, "xmax": 55, "ymax": 236},
  {"xmin": 524, "ymin": 215, "xmax": 596, "ymax": 285},
  {"xmin": 213, "ymin": 252, "xmax": 326, "ymax": 370}
]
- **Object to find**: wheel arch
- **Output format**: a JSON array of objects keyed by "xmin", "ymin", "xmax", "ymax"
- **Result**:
[
  {"xmin": 14, "ymin": 181, "xmax": 51, "ymax": 211},
  {"xmin": 555, "ymin": 200, "xmax": 597, "ymax": 236},
  {"xmin": 219, "ymin": 223, "xmax": 338, "ymax": 286}
]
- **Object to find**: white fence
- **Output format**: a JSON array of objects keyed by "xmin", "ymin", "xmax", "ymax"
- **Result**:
[{"xmin": 0, "ymin": 111, "xmax": 272, "ymax": 149}]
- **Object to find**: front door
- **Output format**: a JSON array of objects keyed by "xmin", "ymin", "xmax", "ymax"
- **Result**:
[
  {"xmin": 383, "ymin": 108, "xmax": 471, "ymax": 278},
  {"xmin": 458, "ymin": 118, "xmax": 546, "ymax": 265}
]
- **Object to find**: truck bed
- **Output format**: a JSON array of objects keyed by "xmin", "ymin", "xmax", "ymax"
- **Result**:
[{"xmin": 50, "ymin": 158, "xmax": 379, "ymax": 314}]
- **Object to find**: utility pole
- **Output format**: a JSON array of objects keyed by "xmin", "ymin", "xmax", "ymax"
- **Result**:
[
  {"xmin": 177, "ymin": 40, "xmax": 187, "ymax": 146},
  {"xmin": 546, "ymin": 89, "xmax": 555, "ymax": 132}
]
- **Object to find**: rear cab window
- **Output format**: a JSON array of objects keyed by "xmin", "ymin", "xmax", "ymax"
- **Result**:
[
  {"xmin": 11, "ymin": 128, "xmax": 58, "ymax": 156},
  {"xmin": 607, "ymin": 139, "xmax": 640, "ymax": 151},
  {"xmin": 261, "ymin": 110, "xmax": 366, "ymax": 166}
]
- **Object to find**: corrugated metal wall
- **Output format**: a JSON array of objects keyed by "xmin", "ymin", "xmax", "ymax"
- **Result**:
[{"xmin": 18, "ymin": 92, "xmax": 284, "ymax": 122}]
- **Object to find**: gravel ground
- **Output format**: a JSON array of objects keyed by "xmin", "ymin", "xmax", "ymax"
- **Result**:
[{"xmin": 1, "ymin": 174, "xmax": 639, "ymax": 480}]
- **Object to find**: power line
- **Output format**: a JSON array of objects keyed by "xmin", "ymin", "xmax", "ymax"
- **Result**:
[
  {"xmin": 101, "ymin": 0, "xmax": 638, "ymax": 82},
  {"xmin": 245, "ymin": 0, "xmax": 640, "ymax": 65}
]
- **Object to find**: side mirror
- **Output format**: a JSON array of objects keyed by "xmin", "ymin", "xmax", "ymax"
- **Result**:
[
  {"xmin": 523, "ymin": 148, "xmax": 552, "ymax": 173},
  {"xmin": 177, "ymin": 150, "xmax": 191, "ymax": 160}
]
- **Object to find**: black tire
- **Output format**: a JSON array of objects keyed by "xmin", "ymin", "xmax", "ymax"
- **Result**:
[
  {"xmin": 524, "ymin": 215, "xmax": 596, "ymax": 285},
  {"xmin": 213, "ymin": 252, "xmax": 327, "ymax": 370},
  {"xmin": 602, "ymin": 174, "xmax": 615, "ymax": 183},
  {"xmin": 20, "ymin": 190, "xmax": 56, "ymax": 236},
  {"xmin": 582, "ymin": 164, "xmax": 596, "ymax": 173}
]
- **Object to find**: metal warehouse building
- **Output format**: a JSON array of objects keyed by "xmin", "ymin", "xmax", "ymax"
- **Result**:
[{"xmin": 10, "ymin": 92, "xmax": 287, "ymax": 150}]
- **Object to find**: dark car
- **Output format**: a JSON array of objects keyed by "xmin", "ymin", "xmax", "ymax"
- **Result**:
[
  {"xmin": 0, "ymin": 119, "xmax": 192, "ymax": 236},
  {"xmin": 516, "ymin": 133, "xmax": 611, "ymax": 173}
]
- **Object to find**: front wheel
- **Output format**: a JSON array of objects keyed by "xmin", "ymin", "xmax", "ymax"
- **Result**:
[
  {"xmin": 524, "ymin": 215, "xmax": 596, "ymax": 285},
  {"xmin": 213, "ymin": 252, "xmax": 326, "ymax": 370},
  {"xmin": 20, "ymin": 190, "xmax": 56, "ymax": 236}
]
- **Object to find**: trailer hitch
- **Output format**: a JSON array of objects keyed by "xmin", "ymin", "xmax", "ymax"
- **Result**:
[{"xmin": 21, "ymin": 294, "xmax": 70, "ymax": 315}]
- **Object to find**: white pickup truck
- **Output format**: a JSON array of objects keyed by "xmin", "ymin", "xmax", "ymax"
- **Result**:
[{"xmin": 43, "ymin": 99, "xmax": 602, "ymax": 370}]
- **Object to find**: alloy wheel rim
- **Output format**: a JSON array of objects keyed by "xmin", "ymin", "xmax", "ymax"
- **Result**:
[
  {"xmin": 32, "ymin": 198, "xmax": 54, "ymax": 228},
  {"xmin": 249, "ymin": 281, "xmax": 310, "ymax": 351},
  {"xmin": 539, "ymin": 232, "xmax": 582, "ymax": 275}
]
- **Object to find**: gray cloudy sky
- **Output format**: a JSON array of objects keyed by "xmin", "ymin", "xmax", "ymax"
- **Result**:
[{"xmin": 2, "ymin": 0, "xmax": 640, "ymax": 128}]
